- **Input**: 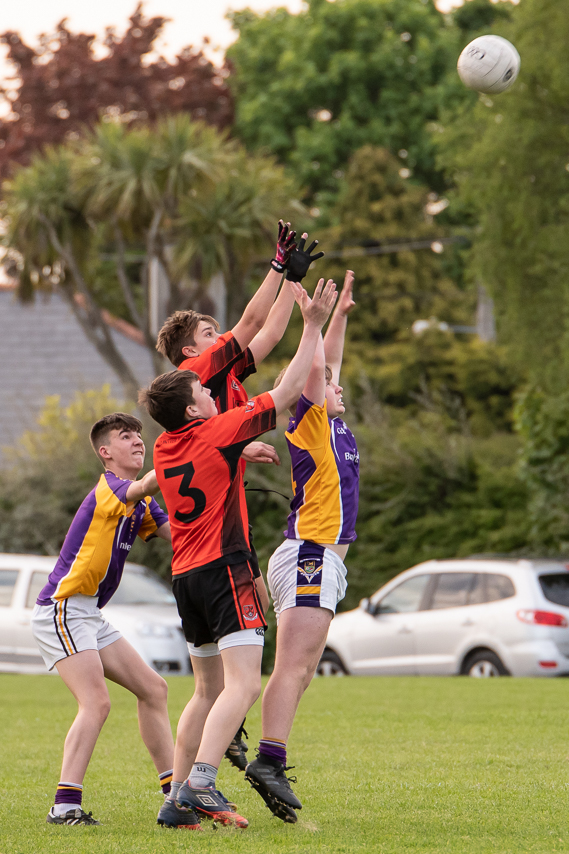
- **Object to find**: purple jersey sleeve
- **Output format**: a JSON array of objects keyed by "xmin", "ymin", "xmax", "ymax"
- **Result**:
[
  {"xmin": 137, "ymin": 497, "xmax": 169, "ymax": 541},
  {"xmin": 104, "ymin": 470, "xmax": 131, "ymax": 503}
]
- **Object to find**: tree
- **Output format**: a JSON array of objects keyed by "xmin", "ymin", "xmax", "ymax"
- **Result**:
[
  {"xmin": 515, "ymin": 387, "xmax": 569, "ymax": 552},
  {"xmin": 437, "ymin": 0, "xmax": 569, "ymax": 389},
  {"xmin": 1, "ymin": 116, "xmax": 305, "ymax": 400},
  {"xmin": 0, "ymin": 4, "xmax": 233, "ymax": 179},
  {"xmin": 347, "ymin": 405, "xmax": 530, "ymax": 600},
  {"xmin": 321, "ymin": 146, "xmax": 470, "ymax": 354},
  {"xmin": 375, "ymin": 327, "xmax": 522, "ymax": 436},
  {"xmin": 172, "ymin": 145, "xmax": 305, "ymax": 326},
  {"xmin": 226, "ymin": 0, "xmax": 511, "ymax": 207},
  {"xmin": 0, "ymin": 387, "xmax": 125, "ymax": 555}
]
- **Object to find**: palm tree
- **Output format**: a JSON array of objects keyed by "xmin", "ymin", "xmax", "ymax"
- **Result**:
[
  {"xmin": 76, "ymin": 116, "xmax": 224, "ymax": 373},
  {"xmin": 2, "ymin": 115, "xmax": 305, "ymax": 398},
  {"xmin": 2, "ymin": 145, "xmax": 142, "ymax": 401},
  {"xmin": 173, "ymin": 147, "xmax": 305, "ymax": 327}
]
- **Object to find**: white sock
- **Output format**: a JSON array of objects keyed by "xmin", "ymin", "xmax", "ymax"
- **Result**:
[
  {"xmin": 53, "ymin": 803, "xmax": 81, "ymax": 816},
  {"xmin": 189, "ymin": 762, "xmax": 217, "ymax": 788},
  {"xmin": 169, "ymin": 781, "xmax": 182, "ymax": 800}
]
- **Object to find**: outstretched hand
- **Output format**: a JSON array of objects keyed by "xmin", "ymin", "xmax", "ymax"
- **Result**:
[
  {"xmin": 337, "ymin": 270, "xmax": 355, "ymax": 316},
  {"xmin": 285, "ymin": 232, "xmax": 325, "ymax": 282},
  {"xmin": 241, "ymin": 442, "xmax": 281, "ymax": 466},
  {"xmin": 271, "ymin": 220, "xmax": 297, "ymax": 272},
  {"xmin": 291, "ymin": 277, "xmax": 337, "ymax": 328}
]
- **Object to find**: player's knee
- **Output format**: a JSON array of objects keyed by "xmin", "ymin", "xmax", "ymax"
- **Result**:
[
  {"xmin": 147, "ymin": 671, "xmax": 169, "ymax": 705},
  {"xmin": 134, "ymin": 669, "xmax": 168, "ymax": 705},
  {"xmin": 88, "ymin": 693, "xmax": 111, "ymax": 725}
]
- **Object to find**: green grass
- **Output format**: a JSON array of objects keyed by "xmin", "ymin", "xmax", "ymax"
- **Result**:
[{"xmin": 1, "ymin": 674, "xmax": 569, "ymax": 853}]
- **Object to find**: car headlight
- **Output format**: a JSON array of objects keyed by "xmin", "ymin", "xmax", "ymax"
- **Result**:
[{"xmin": 135, "ymin": 622, "xmax": 176, "ymax": 638}]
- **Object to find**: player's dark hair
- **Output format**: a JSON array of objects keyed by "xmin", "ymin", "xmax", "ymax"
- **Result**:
[
  {"xmin": 138, "ymin": 370, "xmax": 200, "ymax": 431},
  {"xmin": 156, "ymin": 310, "xmax": 220, "ymax": 367},
  {"xmin": 273, "ymin": 364, "xmax": 333, "ymax": 417},
  {"xmin": 89, "ymin": 413, "xmax": 143, "ymax": 463}
]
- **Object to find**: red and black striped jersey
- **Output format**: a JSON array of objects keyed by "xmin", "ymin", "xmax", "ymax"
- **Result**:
[
  {"xmin": 154, "ymin": 392, "xmax": 276, "ymax": 575},
  {"xmin": 178, "ymin": 332, "xmax": 256, "ymax": 414}
]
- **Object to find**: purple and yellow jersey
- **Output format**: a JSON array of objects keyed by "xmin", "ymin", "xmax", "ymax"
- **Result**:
[
  {"xmin": 37, "ymin": 472, "xmax": 168, "ymax": 609},
  {"xmin": 285, "ymin": 395, "xmax": 360, "ymax": 545}
]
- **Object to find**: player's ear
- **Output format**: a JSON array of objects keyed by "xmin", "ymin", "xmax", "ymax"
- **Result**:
[
  {"xmin": 181, "ymin": 344, "xmax": 198, "ymax": 358},
  {"xmin": 99, "ymin": 444, "xmax": 111, "ymax": 460},
  {"xmin": 184, "ymin": 404, "xmax": 196, "ymax": 420}
]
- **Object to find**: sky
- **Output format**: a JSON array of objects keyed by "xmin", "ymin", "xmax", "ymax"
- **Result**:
[{"xmin": 0, "ymin": 0, "xmax": 464, "ymax": 73}]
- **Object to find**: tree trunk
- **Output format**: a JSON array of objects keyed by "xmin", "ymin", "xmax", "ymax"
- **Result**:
[{"xmin": 41, "ymin": 215, "xmax": 146, "ymax": 403}]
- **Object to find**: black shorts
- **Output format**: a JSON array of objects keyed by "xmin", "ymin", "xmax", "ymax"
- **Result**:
[{"xmin": 173, "ymin": 560, "xmax": 267, "ymax": 648}]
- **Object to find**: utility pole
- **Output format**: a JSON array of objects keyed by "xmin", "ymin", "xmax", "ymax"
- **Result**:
[{"xmin": 476, "ymin": 283, "xmax": 496, "ymax": 343}]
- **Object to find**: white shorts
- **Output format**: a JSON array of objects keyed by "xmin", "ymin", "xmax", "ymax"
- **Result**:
[
  {"xmin": 268, "ymin": 539, "xmax": 348, "ymax": 623},
  {"xmin": 31, "ymin": 594, "xmax": 122, "ymax": 671},
  {"xmin": 187, "ymin": 627, "xmax": 265, "ymax": 658}
]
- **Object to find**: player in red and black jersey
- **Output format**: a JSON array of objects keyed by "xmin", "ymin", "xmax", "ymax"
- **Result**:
[
  {"xmin": 156, "ymin": 222, "xmax": 325, "ymax": 438},
  {"xmin": 156, "ymin": 222, "xmax": 325, "ymax": 776},
  {"xmin": 139, "ymin": 277, "xmax": 337, "ymax": 829}
]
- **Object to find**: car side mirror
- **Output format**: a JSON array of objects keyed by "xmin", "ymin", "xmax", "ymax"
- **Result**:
[{"xmin": 360, "ymin": 598, "xmax": 377, "ymax": 616}]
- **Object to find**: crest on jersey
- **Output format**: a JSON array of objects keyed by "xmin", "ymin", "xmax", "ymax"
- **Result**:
[
  {"xmin": 231, "ymin": 380, "xmax": 240, "ymax": 390},
  {"xmin": 243, "ymin": 605, "xmax": 258, "ymax": 621},
  {"xmin": 245, "ymin": 400, "xmax": 255, "ymax": 412}
]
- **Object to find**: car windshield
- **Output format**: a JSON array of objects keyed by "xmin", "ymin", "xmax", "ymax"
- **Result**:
[
  {"xmin": 111, "ymin": 569, "xmax": 175, "ymax": 606},
  {"xmin": 539, "ymin": 573, "xmax": 569, "ymax": 608}
]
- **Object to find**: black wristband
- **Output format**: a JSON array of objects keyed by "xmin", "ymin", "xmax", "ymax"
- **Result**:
[{"xmin": 271, "ymin": 258, "xmax": 285, "ymax": 273}]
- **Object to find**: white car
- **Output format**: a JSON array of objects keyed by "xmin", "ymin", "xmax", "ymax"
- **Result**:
[
  {"xmin": 320, "ymin": 558, "xmax": 569, "ymax": 677},
  {"xmin": 0, "ymin": 554, "xmax": 190, "ymax": 675}
]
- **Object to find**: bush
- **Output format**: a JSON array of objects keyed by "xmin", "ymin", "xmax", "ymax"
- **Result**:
[
  {"xmin": 0, "ymin": 387, "xmax": 172, "ymax": 576},
  {"xmin": 515, "ymin": 387, "xmax": 569, "ymax": 551},
  {"xmin": 248, "ymin": 398, "xmax": 532, "ymax": 615}
]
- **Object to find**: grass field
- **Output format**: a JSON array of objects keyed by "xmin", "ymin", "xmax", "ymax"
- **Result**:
[{"xmin": 1, "ymin": 674, "xmax": 569, "ymax": 853}]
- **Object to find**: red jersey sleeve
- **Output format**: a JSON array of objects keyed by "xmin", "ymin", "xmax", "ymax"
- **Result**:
[
  {"xmin": 232, "ymin": 347, "xmax": 256, "ymax": 384},
  {"xmin": 197, "ymin": 391, "xmax": 276, "ymax": 454},
  {"xmin": 179, "ymin": 332, "xmax": 243, "ymax": 387}
]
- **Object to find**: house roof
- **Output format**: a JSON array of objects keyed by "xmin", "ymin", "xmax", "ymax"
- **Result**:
[{"xmin": 0, "ymin": 285, "xmax": 155, "ymax": 455}]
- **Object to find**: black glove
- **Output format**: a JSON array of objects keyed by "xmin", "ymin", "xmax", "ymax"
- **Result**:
[
  {"xmin": 271, "ymin": 220, "xmax": 297, "ymax": 273},
  {"xmin": 285, "ymin": 234, "xmax": 324, "ymax": 282}
]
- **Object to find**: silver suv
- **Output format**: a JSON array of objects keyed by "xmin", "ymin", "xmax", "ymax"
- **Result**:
[{"xmin": 320, "ymin": 558, "xmax": 569, "ymax": 677}]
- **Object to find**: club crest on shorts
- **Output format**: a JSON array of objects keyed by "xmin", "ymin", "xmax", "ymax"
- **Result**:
[
  {"xmin": 243, "ymin": 604, "xmax": 258, "ymax": 621},
  {"xmin": 297, "ymin": 559, "xmax": 321, "ymax": 583}
]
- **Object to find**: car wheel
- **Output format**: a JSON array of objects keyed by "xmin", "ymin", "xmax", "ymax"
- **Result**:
[
  {"xmin": 316, "ymin": 649, "xmax": 347, "ymax": 677},
  {"xmin": 463, "ymin": 650, "xmax": 508, "ymax": 678}
]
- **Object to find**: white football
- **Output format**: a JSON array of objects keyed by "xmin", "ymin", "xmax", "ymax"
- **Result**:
[{"xmin": 457, "ymin": 35, "xmax": 520, "ymax": 94}]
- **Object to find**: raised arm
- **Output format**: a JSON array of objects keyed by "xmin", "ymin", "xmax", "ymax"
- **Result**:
[
  {"xmin": 269, "ymin": 279, "xmax": 337, "ymax": 415},
  {"xmin": 302, "ymin": 333, "xmax": 327, "ymax": 407},
  {"xmin": 125, "ymin": 469, "xmax": 159, "ymax": 503},
  {"xmin": 247, "ymin": 231, "xmax": 326, "ymax": 364},
  {"xmin": 323, "ymin": 270, "xmax": 355, "ymax": 384},
  {"xmin": 231, "ymin": 221, "xmax": 297, "ymax": 350},
  {"xmin": 155, "ymin": 521, "xmax": 171, "ymax": 542},
  {"xmin": 247, "ymin": 280, "xmax": 296, "ymax": 365}
]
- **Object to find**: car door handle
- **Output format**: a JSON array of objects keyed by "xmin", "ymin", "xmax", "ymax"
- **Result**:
[
  {"xmin": 398, "ymin": 626, "xmax": 412, "ymax": 634},
  {"xmin": 461, "ymin": 619, "xmax": 475, "ymax": 627}
]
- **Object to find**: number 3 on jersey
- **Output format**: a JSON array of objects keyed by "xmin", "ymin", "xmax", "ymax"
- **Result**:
[{"xmin": 164, "ymin": 462, "xmax": 206, "ymax": 524}]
